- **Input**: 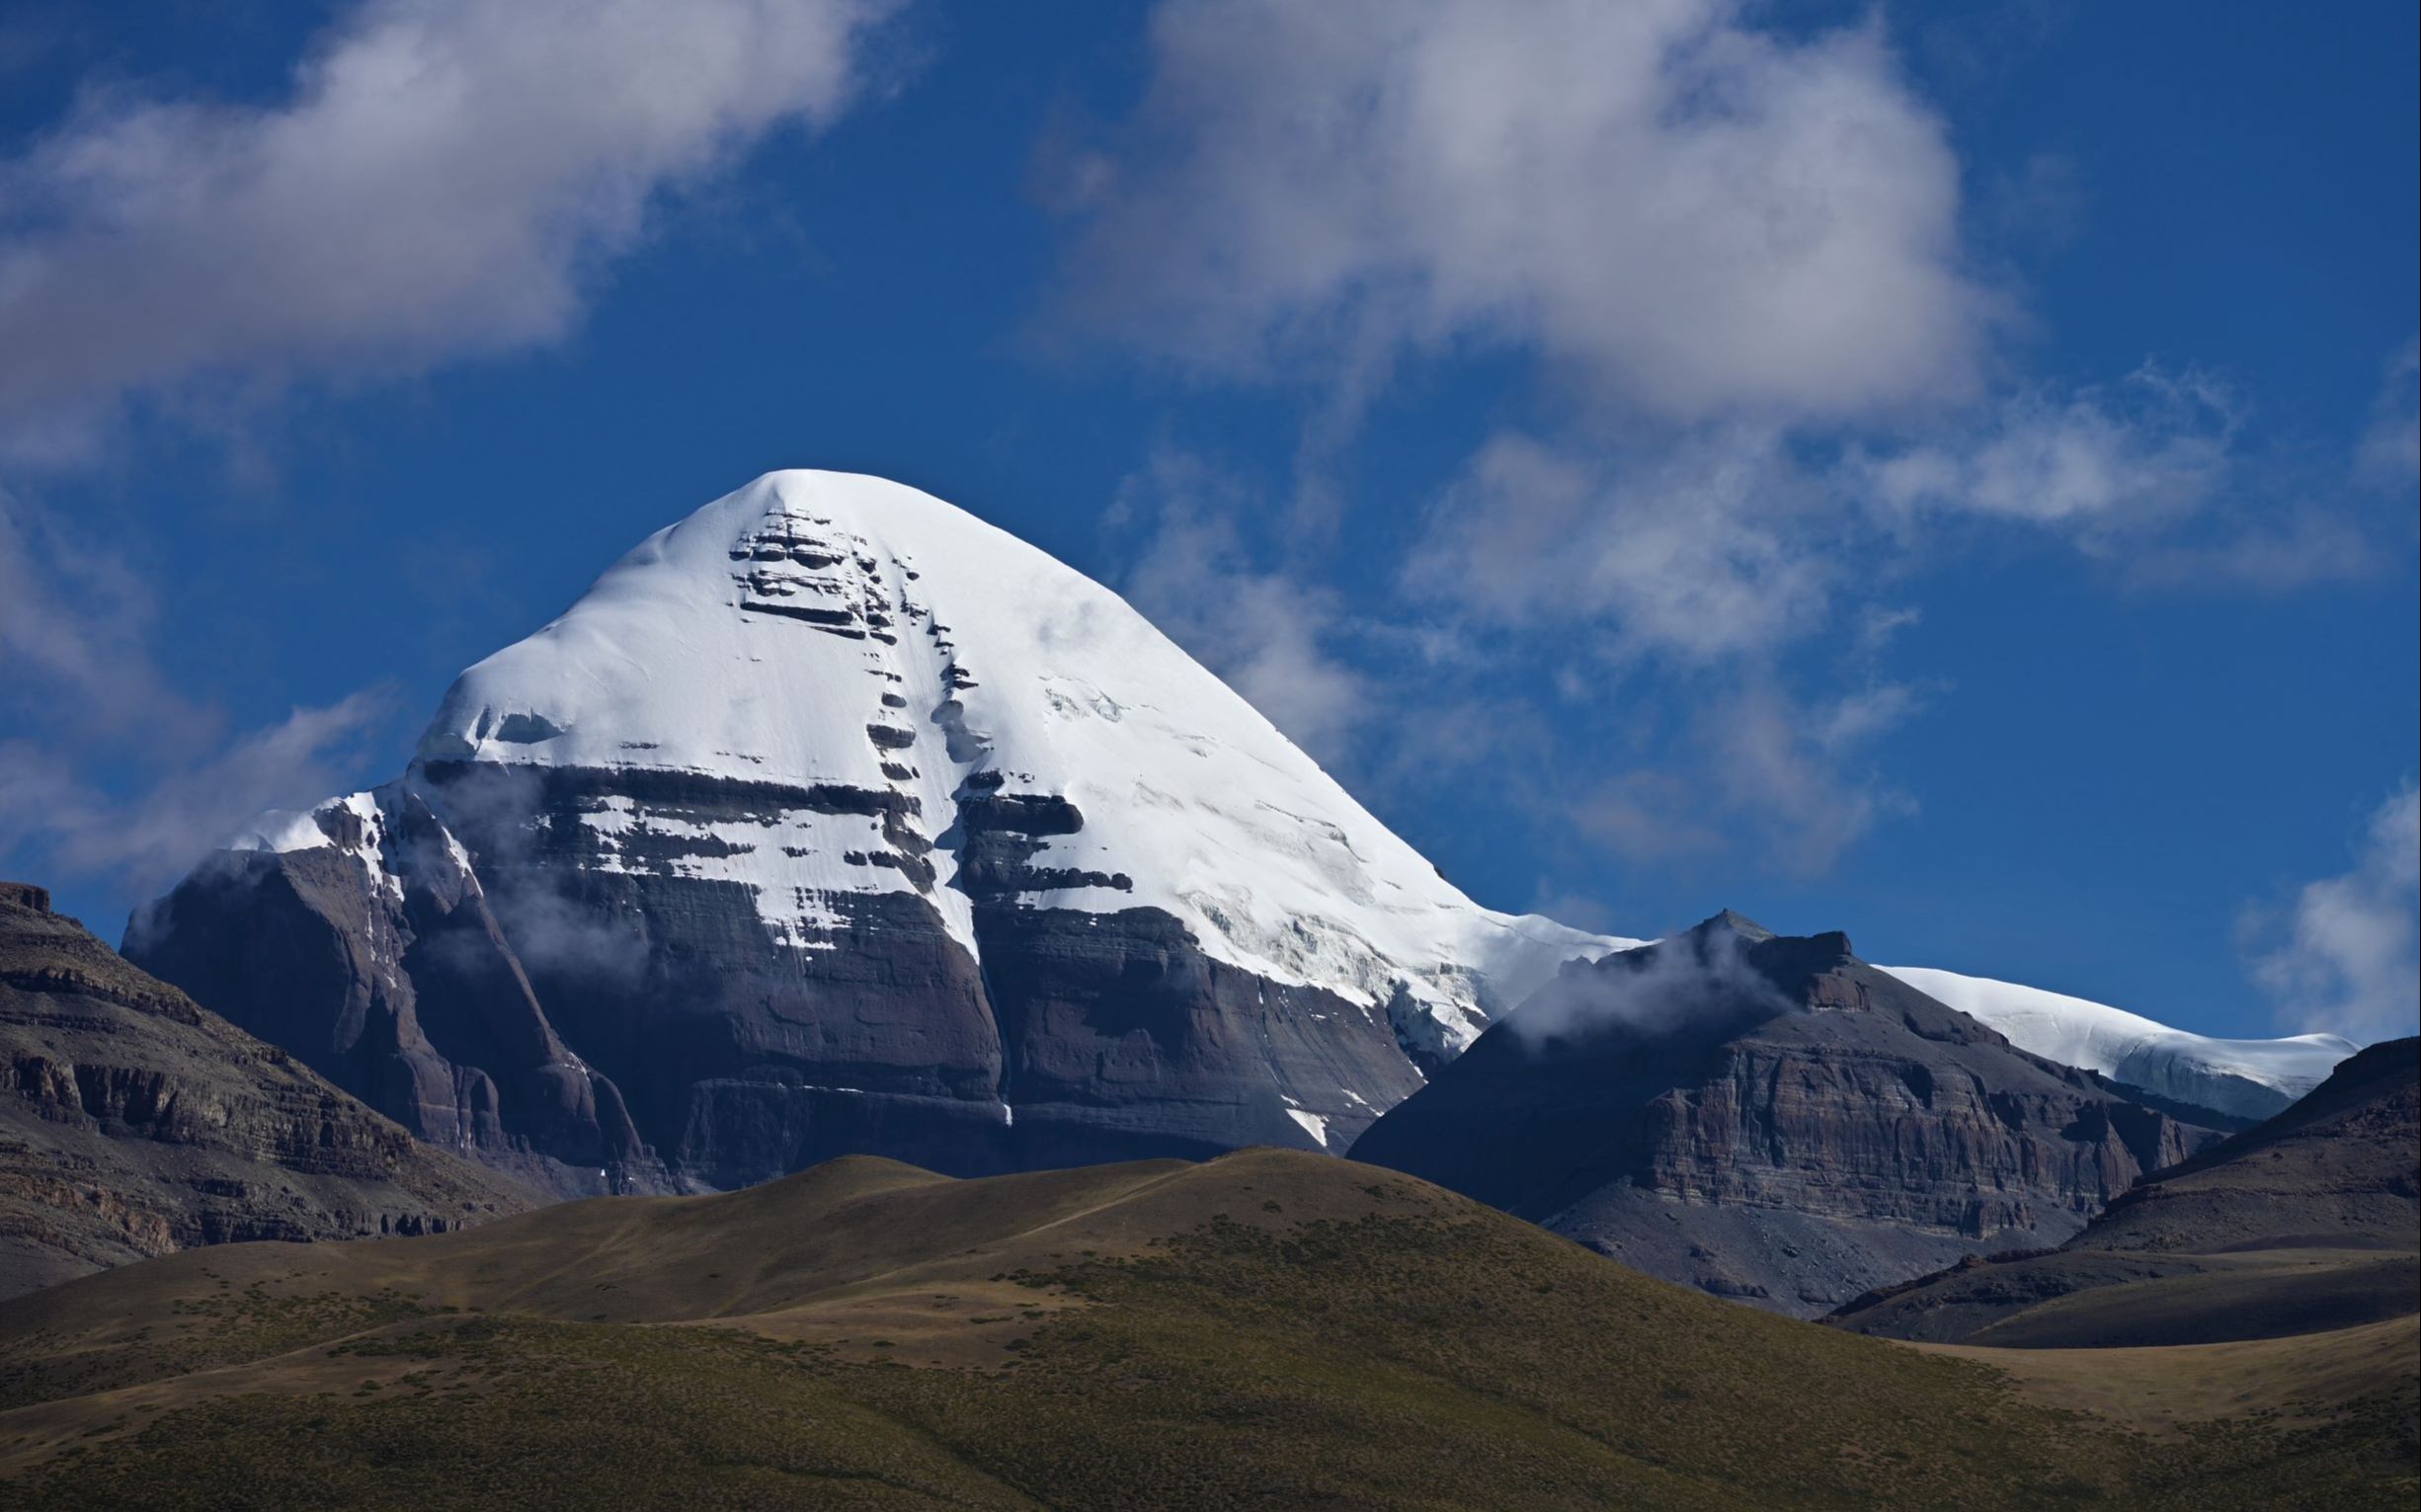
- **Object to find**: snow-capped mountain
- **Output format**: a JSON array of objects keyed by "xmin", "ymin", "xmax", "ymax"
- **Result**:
[
  {"xmin": 131, "ymin": 470, "xmax": 1624, "ymax": 1193},
  {"xmin": 126, "ymin": 468, "xmax": 2349, "ymax": 1198},
  {"xmin": 416, "ymin": 469, "xmax": 1622, "ymax": 1060},
  {"xmin": 1879, "ymin": 966, "xmax": 2354, "ymax": 1121}
]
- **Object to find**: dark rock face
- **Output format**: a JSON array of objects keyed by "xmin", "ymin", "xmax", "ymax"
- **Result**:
[
  {"xmin": 1830, "ymin": 1036, "xmax": 2420, "ymax": 1346},
  {"xmin": 972, "ymin": 904, "xmax": 1420, "ymax": 1168},
  {"xmin": 1348, "ymin": 914, "xmax": 2224, "ymax": 1318},
  {"xmin": 129, "ymin": 790, "xmax": 656, "ymax": 1198},
  {"xmin": 0, "ymin": 881, "xmax": 531, "ymax": 1299},
  {"xmin": 128, "ymin": 767, "xmax": 1419, "ymax": 1195}
]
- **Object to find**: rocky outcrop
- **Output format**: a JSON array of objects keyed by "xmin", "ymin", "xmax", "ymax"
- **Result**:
[
  {"xmin": 132, "ymin": 766, "xmax": 1427, "ymax": 1194},
  {"xmin": 129, "ymin": 790, "xmax": 657, "ymax": 1198},
  {"xmin": 0, "ymin": 881, "xmax": 531, "ymax": 1300},
  {"xmin": 1348, "ymin": 914, "xmax": 2224, "ymax": 1317},
  {"xmin": 1830, "ymin": 1036, "xmax": 2419, "ymax": 1346}
]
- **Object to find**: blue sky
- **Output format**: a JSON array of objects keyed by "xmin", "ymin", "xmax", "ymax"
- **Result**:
[{"xmin": 1, "ymin": 0, "xmax": 2414, "ymax": 1043}]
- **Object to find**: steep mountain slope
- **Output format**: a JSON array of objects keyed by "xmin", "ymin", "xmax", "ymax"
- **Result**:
[
  {"xmin": 129, "ymin": 470, "xmax": 1622, "ymax": 1193},
  {"xmin": 0, "ymin": 882, "xmax": 530, "ymax": 1300},
  {"xmin": 1881, "ymin": 966, "xmax": 2354, "ymax": 1120},
  {"xmin": 1348, "ymin": 913, "xmax": 2227, "ymax": 1317},
  {"xmin": 1832, "ymin": 1036, "xmax": 2419, "ymax": 1348},
  {"xmin": 3, "ymin": 1148, "xmax": 2409, "ymax": 1510}
]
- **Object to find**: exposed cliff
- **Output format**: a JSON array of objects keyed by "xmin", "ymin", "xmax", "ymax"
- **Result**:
[
  {"xmin": 1830, "ymin": 1036, "xmax": 2419, "ymax": 1346},
  {"xmin": 1349, "ymin": 913, "xmax": 2224, "ymax": 1317},
  {"xmin": 0, "ymin": 881, "xmax": 533, "ymax": 1300}
]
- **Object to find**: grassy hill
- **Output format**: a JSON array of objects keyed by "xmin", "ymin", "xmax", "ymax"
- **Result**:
[{"xmin": 2, "ymin": 1149, "xmax": 2411, "ymax": 1510}]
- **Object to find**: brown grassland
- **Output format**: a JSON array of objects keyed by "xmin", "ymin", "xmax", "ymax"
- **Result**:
[{"xmin": 1, "ymin": 1150, "xmax": 2411, "ymax": 1510}]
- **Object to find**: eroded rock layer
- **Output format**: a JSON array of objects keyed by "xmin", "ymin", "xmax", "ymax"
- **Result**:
[
  {"xmin": 1349, "ymin": 913, "xmax": 2225, "ymax": 1317},
  {"xmin": 0, "ymin": 882, "xmax": 530, "ymax": 1299}
]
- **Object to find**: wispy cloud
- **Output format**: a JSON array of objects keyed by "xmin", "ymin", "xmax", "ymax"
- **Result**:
[
  {"xmin": 2357, "ymin": 337, "xmax": 2420, "ymax": 487},
  {"xmin": 2247, "ymin": 783, "xmax": 2420, "ymax": 1045},
  {"xmin": 1112, "ymin": 449, "xmax": 1372, "ymax": 764},
  {"xmin": 1852, "ymin": 366, "xmax": 2237, "ymax": 533},
  {"xmin": 0, "ymin": 0, "xmax": 906, "ymax": 916},
  {"xmin": 0, "ymin": 693, "xmax": 394, "ymax": 906},
  {"xmin": 0, "ymin": 489, "xmax": 396, "ymax": 906},
  {"xmin": 1052, "ymin": 2, "xmax": 2410, "ymax": 895},
  {"xmin": 1547, "ymin": 679, "xmax": 1921, "ymax": 878},
  {"xmin": 0, "ymin": 0, "xmax": 901, "ymax": 454},
  {"xmin": 1407, "ymin": 428, "xmax": 1833, "ymax": 663},
  {"xmin": 0, "ymin": 489, "xmax": 214, "ymax": 743}
]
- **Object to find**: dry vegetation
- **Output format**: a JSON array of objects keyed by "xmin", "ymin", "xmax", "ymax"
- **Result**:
[{"xmin": 1, "ymin": 1151, "xmax": 2411, "ymax": 1510}]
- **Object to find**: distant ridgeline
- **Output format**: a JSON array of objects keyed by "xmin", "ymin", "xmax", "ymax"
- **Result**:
[
  {"xmin": 1349, "ymin": 913, "xmax": 2254, "ymax": 1316},
  {"xmin": 1832, "ymin": 1034, "xmax": 2420, "ymax": 1347}
]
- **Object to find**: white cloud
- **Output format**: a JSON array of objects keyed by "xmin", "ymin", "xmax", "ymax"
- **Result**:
[
  {"xmin": 1851, "ymin": 366, "xmax": 2238, "ymax": 531},
  {"xmin": 0, "ymin": 490, "xmax": 393, "ymax": 904},
  {"xmin": 0, "ymin": 490, "xmax": 213, "ymax": 742},
  {"xmin": 1408, "ymin": 429, "xmax": 1833, "ymax": 662},
  {"xmin": 1062, "ymin": 0, "xmax": 2397, "ymax": 897},
  {"xmin": 0, "ymin": 693, "xmax": 393, "ymax": 903},
  {"xmin": 1505, "ymin": 919, "xmax": 1791, "ymax": 1044},
  {"xmin": 0, "ymin": 0, "xmax": 901, "ymax": 906},
  {"xmin": 2250, "ymin": 783, "xmax": 2420, "ymax": 1045},
  {"xmin": 0, "ymin": 0, "xmax": 899, "ymax": 445},
  {"xmin": 1059, "ymin": 0, "xmax": 1988, "ymax": 424},
  {"xmin": 1114, "ymin": 450, "xmax": 1372, "ymax": 763}
]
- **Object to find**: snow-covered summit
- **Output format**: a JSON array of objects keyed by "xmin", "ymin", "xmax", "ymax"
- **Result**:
[
  {"xmin": 412, "ymin": 469, "xmax": 1628, "ymax": 1062},
  {"xmin": 1880, "ymin": 965, "xmax": 2354, "ymax": 1120}
]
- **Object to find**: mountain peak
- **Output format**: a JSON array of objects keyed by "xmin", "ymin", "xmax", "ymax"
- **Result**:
[
  {"xmin": 140, "ymin": 469, "xmax": 1632, "ymax": 1192},
  {"xmin": 407, "ymin": 468, "xmax": 1625, "ymax": 1049},
  {"xmin": 1681, "ymin": 909, "xmax": 1777, "ymax": 946}
]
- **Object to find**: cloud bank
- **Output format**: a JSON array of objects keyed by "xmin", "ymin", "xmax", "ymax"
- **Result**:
[
  {"xmin": 2250, "ymin": 784, "xmax": 2421, "ymax": 1045},
  {"xmin": 0, "ymin": 0, "xmax": 899, "ymax": 446},
  {"xmin": 1061, "ymin": 1, "xmax": 2398, "ymax": 887},
  {"xmin": 1060, "ymin": 0, "xmax": 1988, "ymax": 424}
]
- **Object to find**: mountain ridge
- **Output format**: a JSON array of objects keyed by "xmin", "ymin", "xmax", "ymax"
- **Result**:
[
  {"xmin": 0, "ymin": 880, "xmax": 531, "ymax": 1300},
  {"xmin": 1829, "ymin": 1034, "xmax": 2420, "ymax": 1348},
  {"xmin": 1349, "ymin": 912, "xmax": 2230, "ymax": 1315}
]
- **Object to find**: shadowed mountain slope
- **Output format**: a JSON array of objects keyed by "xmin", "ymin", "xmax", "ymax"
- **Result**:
[
  {"xmin": 1831, "ymin": 1036, "xmax": 2419, "ymax": 1348},
  {"xmin": 0, "ymin": 883, "xmax": 531, "ymax": 1301},
  {"xmin": 1348, "ymin": 913, "xmax": 2227, "ymax": 1316},
  {"xmin": 1, "ymin": 1147, "xmax": 2411, "ymax": 1510}
]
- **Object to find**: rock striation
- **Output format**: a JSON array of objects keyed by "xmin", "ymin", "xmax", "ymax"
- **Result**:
[
  {"xmin": 1830, "ymin": 1035, "xmax": 2419, "ymax": 1346},
  {"xmin": 0, "ymin": 881, "xmax": 531, "ymax": 1300},
  {"xmin": 1348, "ymin": 912, "xmax": 2226, "ymax": 1317}
]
